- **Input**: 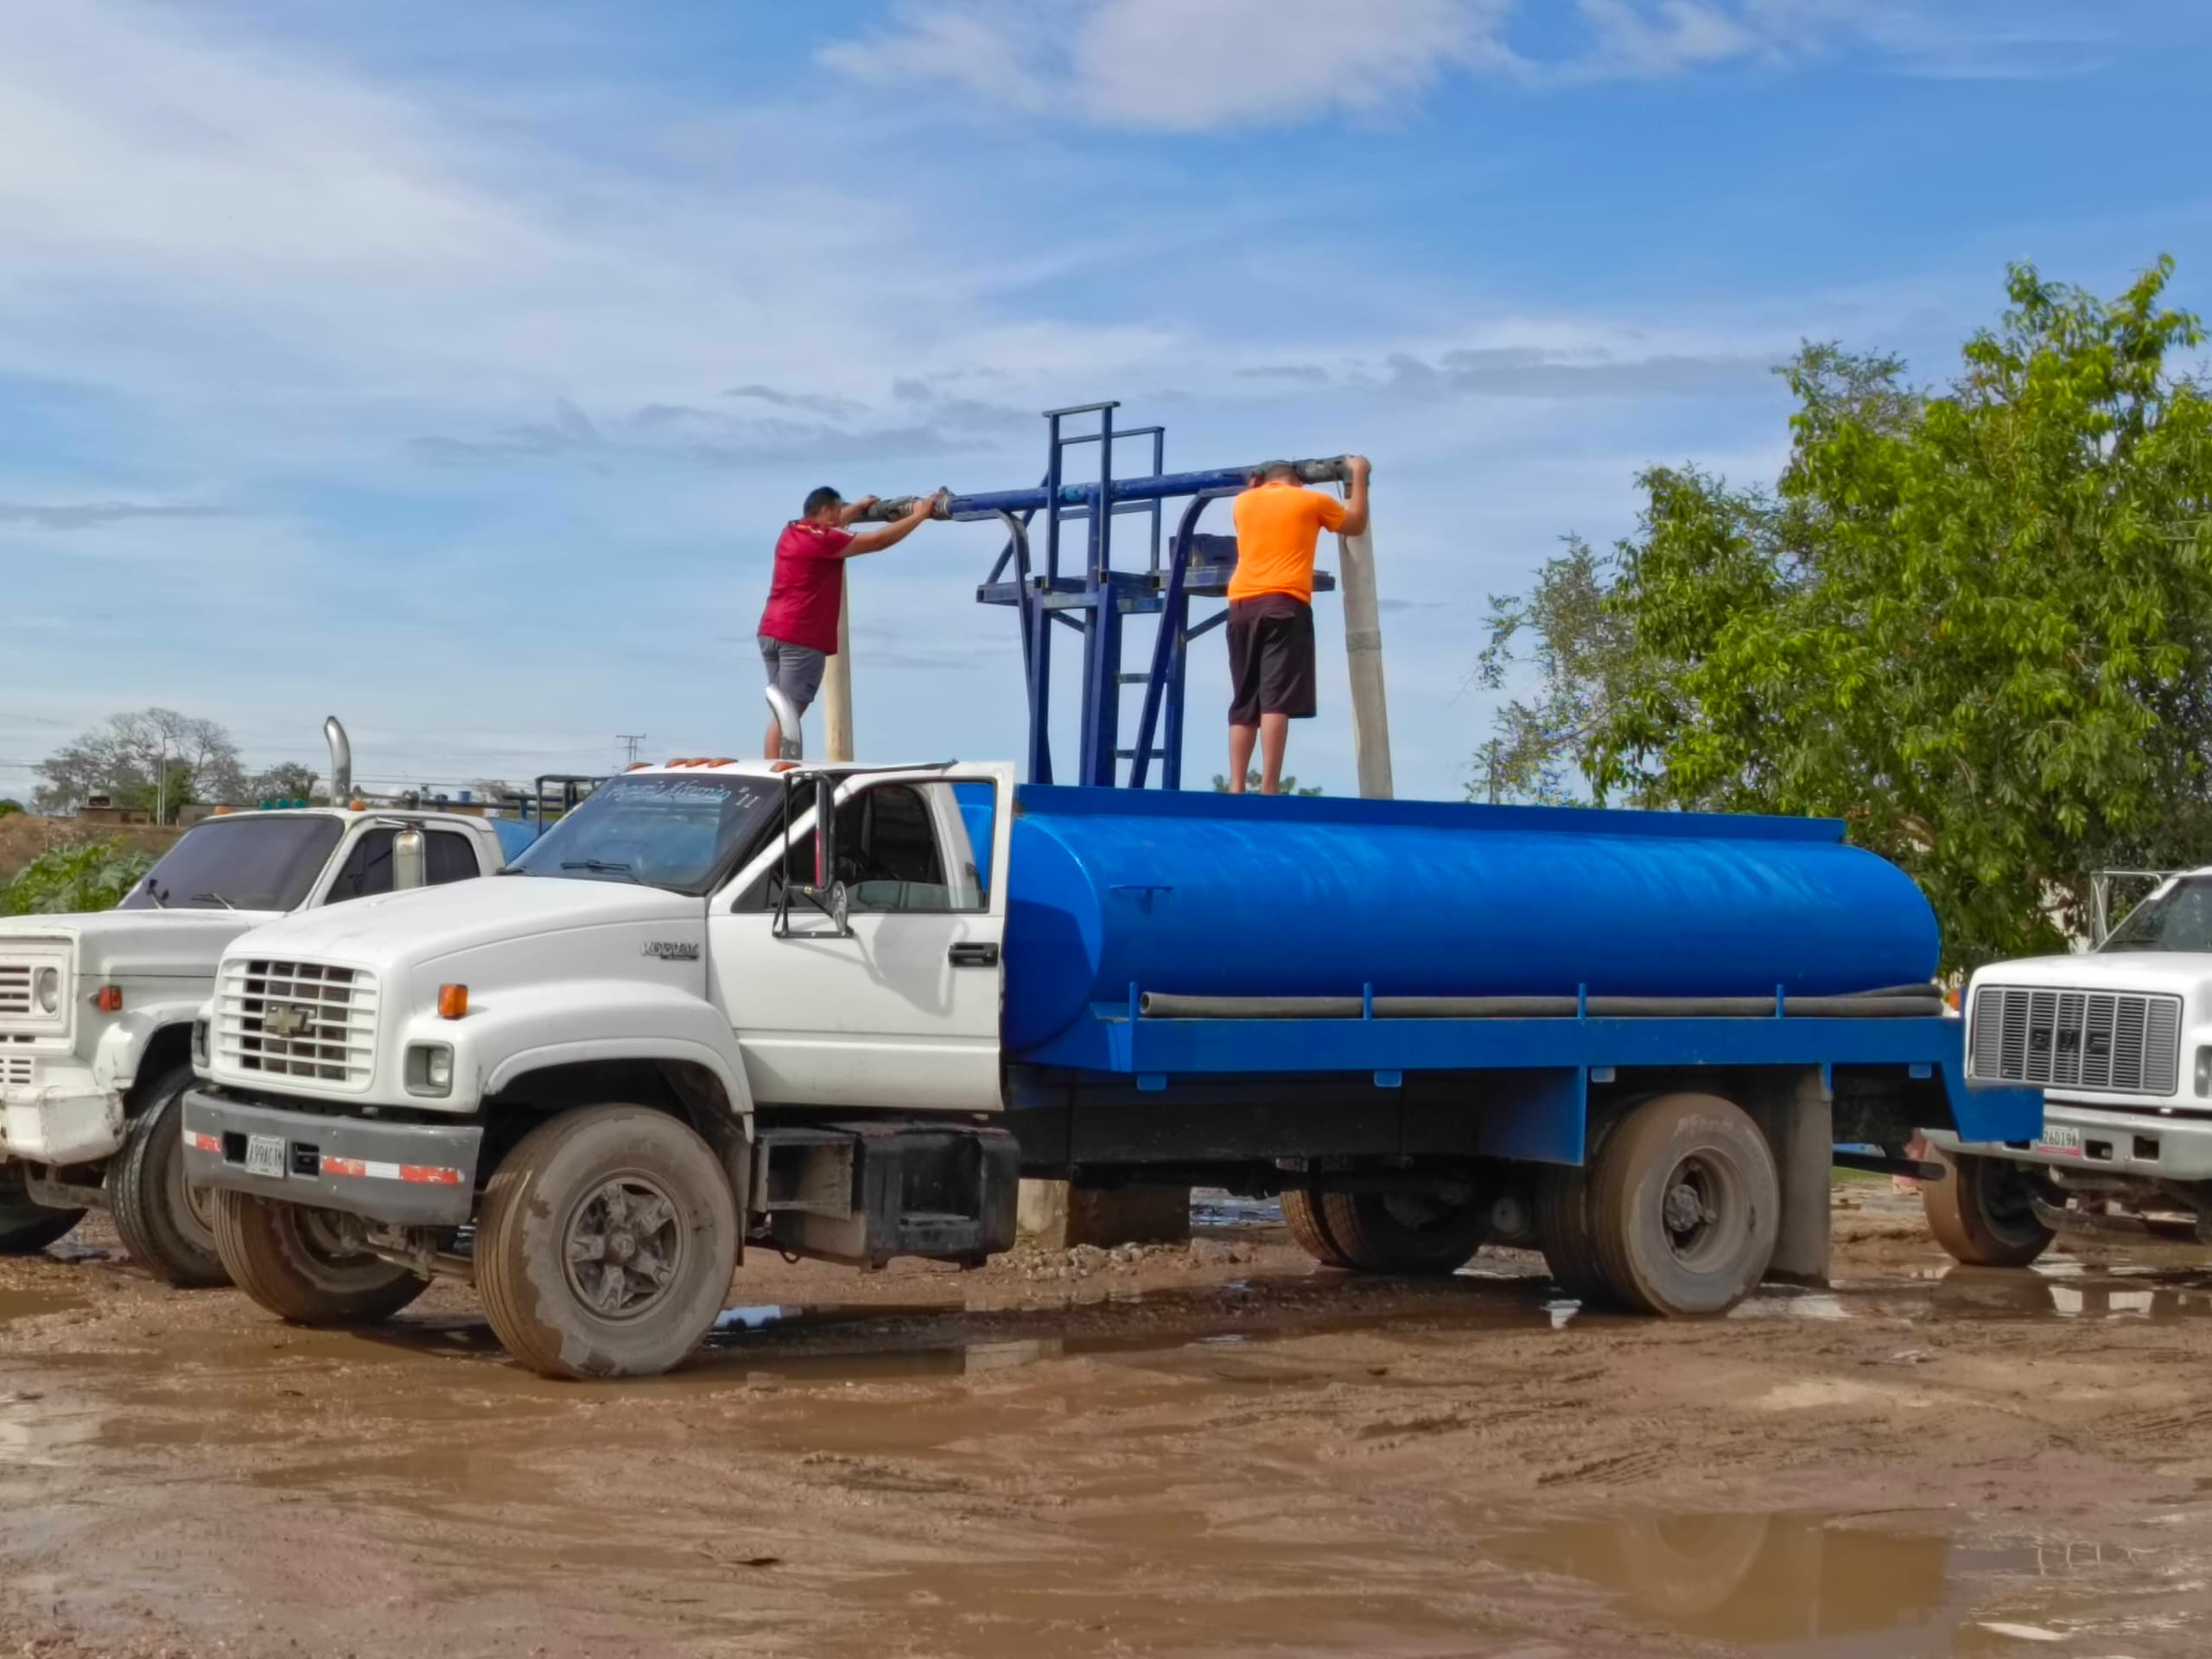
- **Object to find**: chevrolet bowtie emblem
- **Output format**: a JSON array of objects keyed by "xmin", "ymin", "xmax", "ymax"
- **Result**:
[{"xmin": 262, "ymin": 1002, "xmax": 313, "ymax": 1039}]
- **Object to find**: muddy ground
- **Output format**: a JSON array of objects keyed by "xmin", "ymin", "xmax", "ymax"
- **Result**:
[{"xmin": 4, "ymin": 1187, "xmax": 2212, "ymax": 1658}]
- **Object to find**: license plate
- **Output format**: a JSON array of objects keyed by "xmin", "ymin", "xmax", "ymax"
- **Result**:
[
  {"xmin": 2036, "ymin": 1126, "xmax": 2083, "ymax": 1156},
  {"xmin": 244, "ymin": 1135, "xmax": 288, "ymax": 1179}
]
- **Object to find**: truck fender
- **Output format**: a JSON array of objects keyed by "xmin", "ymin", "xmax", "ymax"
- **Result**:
[
  {"xmin": 90, "ymin": 1003, "xmax": 200, "ymax": 1099},
  {"xmin": 469, "ymin": 983, "xmax": 753, "ymax": 1125}
]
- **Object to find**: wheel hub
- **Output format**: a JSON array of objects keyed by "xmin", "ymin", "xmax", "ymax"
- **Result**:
[
  {"xmin": 1663, "ymin": 1181, "xmax": 1709, "ymax": 1236},
  {"xmin": 564, "ymin": 1176, "xmax": 683, "ymax": 1321}
]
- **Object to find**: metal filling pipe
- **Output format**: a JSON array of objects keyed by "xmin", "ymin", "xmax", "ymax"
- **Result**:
[
  {"xmin": 1136, "ymin": 988, "xmax": 1947, "ymax": 1021},
  {"xmin": 854, "ymin": 457, "xmax": 1354, "ymax": 523}
]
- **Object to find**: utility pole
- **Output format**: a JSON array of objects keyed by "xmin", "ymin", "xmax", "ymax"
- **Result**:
[{"xmin": 617, "ymin": 734, "xmax": 646, "ymax": 767}]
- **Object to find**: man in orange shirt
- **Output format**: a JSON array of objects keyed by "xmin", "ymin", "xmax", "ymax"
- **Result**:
[{"xmin": 1225, "ymin": 455, "xmax": 1370, "ymax": 792}]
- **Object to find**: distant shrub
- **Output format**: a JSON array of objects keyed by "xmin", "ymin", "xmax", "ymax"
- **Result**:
[{"xmin": 1, "ymin": 842, "xmax": 156, "ymax": 916}]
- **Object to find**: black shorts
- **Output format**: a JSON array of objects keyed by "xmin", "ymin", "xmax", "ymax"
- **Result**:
[{"xmin": 1226, "ymin": 594, "xmax": 1316, "ymax": 725}]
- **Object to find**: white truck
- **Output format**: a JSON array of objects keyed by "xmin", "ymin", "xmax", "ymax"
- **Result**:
[
  {"xmin": 0, "ymin": 721, "xmax": 532, "ymax": 1282},
  {"xmin": 1923, "ymin": 871, "xmax": 2212, "ymax": 1266}
]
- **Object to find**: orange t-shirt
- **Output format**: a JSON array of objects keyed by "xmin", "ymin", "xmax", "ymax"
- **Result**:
[{"xmin": 1229, "ymin": 480, "xmax": 1348, "ymax": 604}]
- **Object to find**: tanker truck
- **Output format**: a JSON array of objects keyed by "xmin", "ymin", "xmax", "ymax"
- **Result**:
[
  {"xmin": 0, "ymin": 719, "xmax": 539, "ymax": 1284},
  {"xmin": 176, "ymin": 760, "xmax": 2039, "ymax": 1379}
]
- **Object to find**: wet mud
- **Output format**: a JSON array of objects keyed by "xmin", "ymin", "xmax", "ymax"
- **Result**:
[{"xmin": 5, "ymin": 1190, "xmax": 2212, "ymax": 1656}]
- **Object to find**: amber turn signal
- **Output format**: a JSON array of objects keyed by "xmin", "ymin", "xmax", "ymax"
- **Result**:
[
  {"xmin": 437, "ymin": 983, "xmax": 469, "ymax": 1020},
  {"xmin": 94, "ymin": 986, "xmax": 124, "ymax": 1014}
]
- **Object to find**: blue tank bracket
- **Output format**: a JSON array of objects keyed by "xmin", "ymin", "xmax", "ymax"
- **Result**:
[
  {"xmin": 1137, "ymin": 1074, "xmax": 1167, "ymax": 1093},
  {"xmin": 1374, "ymin": 1071, "xmax": 1402, "ymax": 1089},
  {"xmin": 1362, "ymin": 983, "xmax": 1375, "ymax": 1020},
  {"xmin": 1592, "ymin": 1065, "xmax": 1618, "ymax": 1084},
  {"xmin": 1775, "ymin": 985, "xmax": 1787, "ymax": 1018},
  {"xmin": 1910, "ymin": 1062, "xmax": 1933, "ymax": 1079}
]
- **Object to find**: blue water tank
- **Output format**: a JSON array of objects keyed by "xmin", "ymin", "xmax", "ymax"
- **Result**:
[{"xmin": 1001, "ymin": 786, "xmax": 1938, "ymax": 1058}]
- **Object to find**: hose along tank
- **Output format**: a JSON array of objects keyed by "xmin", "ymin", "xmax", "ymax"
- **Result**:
[{"xmin": 1001, "ymin": 786, "xmax": 1940, "ymax": 1061}]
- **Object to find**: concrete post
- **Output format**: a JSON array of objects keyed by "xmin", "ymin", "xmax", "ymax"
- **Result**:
[
  {"xmin": 1764, "ymin": 1071, "xmax": 1834, "ymax": 1287},
  {"xmin": 822, "ymin": 568, "xmax": 855, "ymax": 763},
  {"xmin": 1017, "ymin": 1180, "xmax": 1192, "ymax": 1250},
  {"xmin": 1336, "ymin": 518, "xmax": 1394, "ymax": 800}
]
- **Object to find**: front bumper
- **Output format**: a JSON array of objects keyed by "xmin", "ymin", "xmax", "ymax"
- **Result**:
[
  {"xmin": 0, "ymin": 1059, "xmax": 124, "ymax": 1165},
  {"xmin": 181, "ymin": 1088, "xmax": 483, "ymax": 1228},
  {"xmin": 1931, "ymin": 1096, "xmax": 2212, "ymax": 1182}
]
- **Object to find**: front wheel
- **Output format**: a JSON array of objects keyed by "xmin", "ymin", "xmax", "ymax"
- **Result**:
[
  {"xmin": 111, "ymin": 1065, "xmax": 227, "ymax": 1287},
  {"xmin": 1920, "ymin": 1149, "xmax": 2056, "ymax": 1268},
  {"xmin": 1586, "ymin": 1092, "xmax": 1779, "ymax": 1317},
  {"xmin": 475, "ymin": 1106, "xmax": 738, "ymax": 1380},
  {"xmin": 212, "ymin": 1192, "xmax": 429, "ymax": 1325},
  {"xmin": 0, "ymin": 1164, "xmax": 81, "ymax": 1255}
]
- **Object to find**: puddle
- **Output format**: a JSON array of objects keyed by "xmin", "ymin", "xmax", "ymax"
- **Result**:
[
  {"xmin": 1492, "ymin": 1511, "xmax": 2034, "ymax": 1652},
  {"xmin": 1190, "ymin": 1188, "xmax": 1281, "ymax": 1230},
  {"xmin": 0, "ymin": 1287, "xmax": 82, "ymax": 1324}
]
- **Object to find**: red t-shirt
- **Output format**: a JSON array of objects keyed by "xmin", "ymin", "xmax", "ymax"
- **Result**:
[{"xmin": 758, "ymin": 519, "xmax": 855, "ymax": 653}]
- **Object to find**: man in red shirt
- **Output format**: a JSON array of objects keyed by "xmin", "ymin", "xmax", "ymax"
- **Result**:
[{"xmin": 758, "ymin": 485, "xmax": 944, "ymax": 758}]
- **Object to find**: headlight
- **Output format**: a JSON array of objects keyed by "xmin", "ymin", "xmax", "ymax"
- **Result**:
[
  {"xmin": 405, "ymin": 1041, "xmax": 454, "ymax": 1097},
  {"xmin": 193, "ymin": 1018, "xmax": 210, "ymax": 1070},
  {"xmin": 2196, "ymin": 1046, "xmax": 2210, "ymax": 1099},
  {"xmin": 34, "ymin": 968, "xmax": 60, "ymax": 1014}
]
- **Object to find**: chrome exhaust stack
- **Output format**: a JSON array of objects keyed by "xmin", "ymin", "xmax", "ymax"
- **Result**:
[
  {"xmin": 765, "ymin": 686, "xmax": 803, "ymax": 760},
  {"xmin": 324, "ymin": 716, "xmax": 353, "ymax": 802}
]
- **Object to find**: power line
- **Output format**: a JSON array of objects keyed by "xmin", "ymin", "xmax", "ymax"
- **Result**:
[{"xmin": 617, "ymin": 734, "xmax": 647, "ymax": 766}]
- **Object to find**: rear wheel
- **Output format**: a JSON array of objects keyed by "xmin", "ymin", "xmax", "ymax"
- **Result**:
[
  {"xmin": 0, "ymin": 1165, "xmax": 81, "ymax": 1255},
  {"xmin": 212, "ymin": 1192, "xmax": 429, "ymax": 1324},
  {"xmin": 1535, "ymin": 1164, "xmax": 1611, "ymax": 1304},
  {"xmin": 476, "ymin": 1106, "xmax": 738, "ymax": 1380},
  {"xmin": 1586, "ymin": 1092, "xmax": 1778, "ymax": 1317},
  {"xmin": 1318, "ymin": 1189, "xmax": 1488, "ymax": 1274},
  {"xmin": 111, "ymin": 1065, "xmax": 226, "ymax": 1287},
  {"xmin": 1920, "ymin": 1149, "xmax": 2056, "ymax": 1268},
  {"xmin": 1281, "ymin": 1188, "xmax": 1356, "ymax": 1269}
]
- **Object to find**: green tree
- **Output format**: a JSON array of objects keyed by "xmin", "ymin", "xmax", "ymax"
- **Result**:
[
  {"xmin": 0, "ymin": 800, "xmax": 22, "ymax": 819},
  {"xmin": 35, "ymin": 709, "xmax": 245, "ymax": 819},
  {"xmin": 246, "ymin": 761, "xmax": 323, "ymax": 804},
  {"xmin": 1, "ymin": 842, "xmax": 156, "ymax": 916},
  {"xmin": 1482, "ymin": 258, "xmax": 2212, "ymax": 970},
  {"xmin": 1210, "ymin": 772, "xmax": 1324, "ymax": 796}
]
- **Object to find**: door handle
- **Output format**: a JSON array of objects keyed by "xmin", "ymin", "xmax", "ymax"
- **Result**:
[{"xmin": 948, "ymin": 942, "xmax": 1000, "ymax": 968}]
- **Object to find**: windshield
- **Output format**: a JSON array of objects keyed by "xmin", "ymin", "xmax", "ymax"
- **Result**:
[
  {"xmin": 507, "ymin": 774, "xmax": 781, "ymax": 893},
  {"xmin": 119, "ymin": 816, "xmax": 345, "ymax": 912},
  {"xmin": 2102, "ymin": 876, "xmax": 2212, "ymax": 953}
]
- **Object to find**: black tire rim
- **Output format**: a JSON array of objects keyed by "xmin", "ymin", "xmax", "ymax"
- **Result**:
[
  {"xmin": 1380, "ymin": 1193, "xmax": 1457, "ymax": 1236},
  {"xmin": 1976, "ymin": 1160, "xmax": 2049, "ymax": 1246},
  {"xmin": 1659, "ymin": 1151, "xmax": 1745, "ymax": 1270},
  {"xmin": 296, "ymin": 1208, "xmax": 366, "ymax": 1265},
  {"xmin": 563, "ymin": 1174, "xmax": 685, "ymax": 1321},
  {"xmin": 170, "ymin": 1153, "xmax": 219, "ymax": 1236}
]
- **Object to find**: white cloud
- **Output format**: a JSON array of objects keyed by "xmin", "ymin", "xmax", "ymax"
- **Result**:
[
  {"xmin": 1568, "ymin": 0, "xmax": 1764, "ymax": 79},
  {"xmin": 822, "ymin": 0, "xmax": 1521, "ymax": 132}
]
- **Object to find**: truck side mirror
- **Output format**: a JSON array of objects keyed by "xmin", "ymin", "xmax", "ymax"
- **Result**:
[
  {"xmin": 393, "ymin": 828, "xmax": 427, "ymax": 891},
  {"xmin": 772, "ymin": 772, "xmax": 849, "ymax": 938}
]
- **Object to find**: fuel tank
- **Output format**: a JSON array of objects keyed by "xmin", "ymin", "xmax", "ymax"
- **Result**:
[{"xmin": 1001, "ymin": 786, "xmax": 1939, "ymax": 1058}]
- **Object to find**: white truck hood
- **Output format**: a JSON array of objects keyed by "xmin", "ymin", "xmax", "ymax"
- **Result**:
[
  {"xmin": 228, "ymin": 875, "xmax": 702, "ymax": 975},
  {"xmin": 1976, "ymin": 952, "xmax": 2212, "ymax": 995},
  {"xmin": 0, "ymin": 907, "xmax": 277, "ymax": 979}
]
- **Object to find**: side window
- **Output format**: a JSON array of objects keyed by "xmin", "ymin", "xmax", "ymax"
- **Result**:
[
  {"xmin": 325, "ymin": 829, "xmax": 395, "ymax": 905},
  {"xmin": 427, "ymin": 830, "xmax": 479, "ymax": 886},
  {"xmin": 749, "ymin": 782, "xmax": 986, "ymax": 913}
]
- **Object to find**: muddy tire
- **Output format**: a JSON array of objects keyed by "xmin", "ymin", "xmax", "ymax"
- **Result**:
[
  {"xmin": 1586, "ymin": 1092, "xmax": 1778, "ymax": 1317},
  {"xmin": 212, "ymin": 1192, "xmax": 429, "ymax": 1325},
  {"xmin": 1317, "ymin": 1189, "xmax": 1488, "ymax": 1274},
  {"xmin": 110, "ymin": 1065, "xmax": 226, "ymax": 1288},
  {"xmin": 476, "ymin": 1106, "xmax": 738, "ymax": 1381},
  {"xmin": 0, "ymin": 1165, "xmax": 81, "ymax": 1255},
  {"xmin": 1920, "ymin": 1149, "xmax": 2055, "ymax": 1268},
  {"xmin": 1535, "ymin": 1164, "xmax": 1611, "ymax": 1304},
  {"xmin": 1281, "ymin": 1188, "xmax": 1357, "ymax": 1268}
]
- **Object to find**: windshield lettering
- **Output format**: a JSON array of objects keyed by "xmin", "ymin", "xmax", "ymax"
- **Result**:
[{"xmin": 509, "ymin": 776, "xmax": 780, "ymax": 894}]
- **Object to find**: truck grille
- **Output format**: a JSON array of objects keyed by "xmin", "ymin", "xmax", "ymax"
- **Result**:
[
  {"xmin": 214, "ymin": 958, "xmax": 377, "ymax": 1090},
  {"xmin": 0, "ymin": 963, "xmax": 29, "ymax": 1019},
  {"xmin": 0, "ymin": 949, "xmax": 68, "ymax": 1037},
  {"xmin": 1, "ymin": 1055, "xmax": 31, "ymax": 1088},
  {"xmin": 1970, "ymin": 985, "xmax": 2182, "ymax": 1096}
]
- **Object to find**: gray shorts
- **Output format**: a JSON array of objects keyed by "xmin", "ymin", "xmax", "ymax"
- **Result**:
[{"xmin": 759, "ymin": 634, "xmax": 828, "ymax": 712}]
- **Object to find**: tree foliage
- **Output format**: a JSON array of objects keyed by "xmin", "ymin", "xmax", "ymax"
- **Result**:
[
  {"xmin": 35, "ymin": 709, "xmax": 246, "ymax": 822},
  {"xmin": 0, "ymin": 801, "xmax": 21, "ymax": 819},
  {"xmin": 1, "ymin": 842, "xmax": 156, "ymax": 916},
  {"xmin": 246, "ymin": 761, "xmax": 324, "ymax": 804},
  {"xmin": 1481, "ymin": 258, "xmax": 2212, "ymax": 969}
]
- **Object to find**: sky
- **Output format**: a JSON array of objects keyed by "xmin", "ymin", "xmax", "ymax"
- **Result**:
[{"xmin": 3, "ymin": 0, "xmax": 2210, "ymax": 804}]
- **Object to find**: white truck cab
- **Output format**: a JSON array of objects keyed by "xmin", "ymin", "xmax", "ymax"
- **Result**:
[
  {"xmin": 0, "ymin": 721, "xmax": 537, "ymax": 1283},
  {"xmin": 182, "ymin": 758, "xmax": 1017, "ymax": 1376},
  {"xmin": 1923, "ymin": 870, "xmax": 2212, "ymax": 1263}
]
